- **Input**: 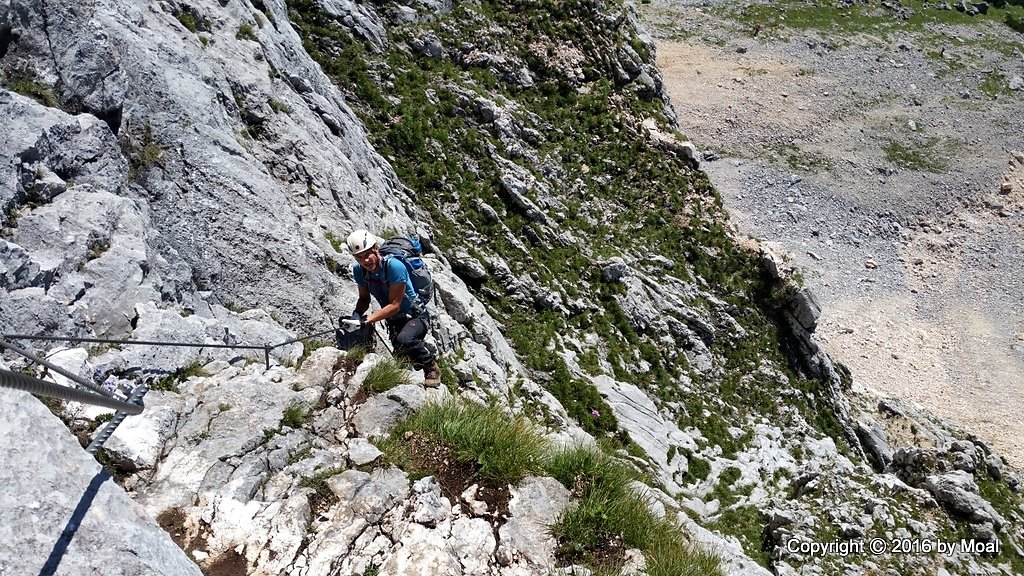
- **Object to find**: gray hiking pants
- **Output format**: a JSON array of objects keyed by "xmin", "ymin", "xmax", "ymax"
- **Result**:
[{"xmin": 386, "ymin": 313, "xmax": 434, "ymax": 369}]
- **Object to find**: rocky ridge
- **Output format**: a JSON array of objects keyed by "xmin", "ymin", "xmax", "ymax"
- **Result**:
[{"xmin": 1, "ymin": 0, "xmax": 1023, "ymax": 575}]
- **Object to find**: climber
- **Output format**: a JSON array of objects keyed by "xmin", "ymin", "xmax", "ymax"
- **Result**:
[{"xmin": 345, "ymin": 229, "xmax": 441, "ymax": 387}]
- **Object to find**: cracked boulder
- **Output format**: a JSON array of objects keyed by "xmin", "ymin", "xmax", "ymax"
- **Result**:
[{"xmin": 924, "ymin": 471, "xmax": 1005, "ymax": 530}]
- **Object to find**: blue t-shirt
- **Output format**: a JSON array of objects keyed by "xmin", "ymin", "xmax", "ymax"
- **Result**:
[{"xmin": 353, "ymin": 257, "xmax": 418, "ymax": 315}]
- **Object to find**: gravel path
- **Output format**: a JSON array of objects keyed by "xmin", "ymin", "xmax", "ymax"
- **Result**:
[{"xmin": 643, "ymin": 0, "xmax": 1024, "ymax": 467}]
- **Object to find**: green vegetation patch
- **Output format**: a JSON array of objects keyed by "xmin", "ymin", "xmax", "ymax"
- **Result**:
[
  {"xmin": 363, "ymin": 357, "xmax": 412, "ymax": 393},
  {"xmin": 683, "ymin": 450, "xmax": 711, "ymax": 483},
  {"xmin": 324, "ymin": 231, "xmax": 345, "ymax": 253},
  {"xmin": 177, "ymin": 11, "xmax": 199, "ymax": 33},
  {"xmin": 546, "ymin": 445, "xmax": 723, "ymax": 575},
  {"xmin": 281, "ymin": 402, "xmax": 311, "ymax": 429},
  {"xmin": 4, "ymin": 77, "xmax": 58, "ymax": 107},
  {"xmin": 720, "ymin": 0, "xmax": 1024, "ymax": 43},
  {"xmin": 774, "ymin": 143, "xmax": 836, "ymax": 172},
  {"xmin": 976, "ymin": 472, "xmax": 1024, "ymax": 573},
  {"xmin": 980, "ymin": 71, "xmax": 1012, "ymax": 98},
  {"xmin": 724, "ymin": 2, "xmax": 893, "ymax": 41},
  {"xmin": 268, "ymin": 98, "xmax": 291, "ymax": 114},
  {"xmin": 344, "ymin": 344, "xmax": 369, "ymax": 365},
  {"xmin": 236, "ymin": 23, "xmax": 258, "ymax": 42},
  {"xmin": 299, "ymin": 467, "xmax": 343, "ymax": 512},
  {"xmin": 710, "ymin": 505, "xmax": 771, "ymax": 567},
  {"xmin": 128, "ymin": 124, "xmax": 164, "ymax": 179},
  {"xmin": 86, "ymin": 238, "xmax": 111, "ymax": 261},
  {"xmin": 381, "ymin": 399, "xmax": 547, "ymax": 485},
  {"xmin": 152, "ymin": 360, "xmax": 209, "ymax": 392},
  {"xmin": 1008, "ymin": 13, "xmax": 1024, "ymax": 34},
  {"xmin": 884, "ymin": 136, "xmax": 951, "ymax": 172}
]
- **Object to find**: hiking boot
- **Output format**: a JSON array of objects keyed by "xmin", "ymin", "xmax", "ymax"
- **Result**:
[{"xmin": 423, "ymin": 362, "xmax": 441, "ymax": 388}]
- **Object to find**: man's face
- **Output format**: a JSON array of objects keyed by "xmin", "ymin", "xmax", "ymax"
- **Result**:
[{"xmin": 355, "ymin": 246, "xmax": 381, "ymax": 272}]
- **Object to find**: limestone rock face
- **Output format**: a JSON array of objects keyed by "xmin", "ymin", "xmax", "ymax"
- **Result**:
[
  {"xmin": 592, "ymin": 375, "xmax": 694, "ymax": 493},
  {"xmin": 0, "ymin": 389, "xmax": 202, "ymax": 576},
  {"xmin": 925, "ymin": 471, "xmax": 1006, "ymax": 529},
  {"xmin": 0, "ymin": 0, "xmax": 415, "ymax": 333},
  {"xmin": 62, "ymin": 353, "xmax": 583, "ymax": 575}
]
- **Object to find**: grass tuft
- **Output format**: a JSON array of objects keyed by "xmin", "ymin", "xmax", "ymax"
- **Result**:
[
  {"xmin": 281, "ymin": 403, "xmax": 310, "ymax": 429},
  {"xmin": 6, "ymin": 78, "xmax": 58, "ymax": 107},
  {"xmin": 645, "ymin": 528, "xmax": 724, "ymax": 576},
  {"xmin": 268, "ymin": 98, "xmax": 292, "ymax": 114},
  {"xmin": 86, "ymin": 238, "xmax": 111, "ymax": 261},
  {"xmin": 152, "ymin": 360, "xmax": 208, "ymax": 392},
  {"xmin": 130, "ymin": 124, "xmax": 164, "ymax": 176},
  {"xmin": 324, "ymin": 231, "xmax": 345, "ymax": 253},
  {"xmin": 363, "ymin": 357, "xmax": 412, "ymax": 393},
  {"xmin": 545, "ymin": 445, "xmax": 723, "ymax": 574},
  {"xmin": 345, "ymin": 344, "xmax": 369, "ymax": 365},
  {"xmin": 299, "ymin": 467, "xmax": 342, "ymax": 511},
  {"xmin": 382, "ymin": 399, "xmax": 547, "ymax": 484},
  {"xmin": 1007, "ymin": 13, "xmax": 1024, "ymax": 34},
  {"xmin": 237, "ymin": 23, "xmax": 258, "ymax": 42},
  {"xmin": 177, "ymin": 11, "xmax": 198, "ymax": 33},
  {"xmin": 883, "ymin": 137, "xmax": 950, "ymax": 172}
]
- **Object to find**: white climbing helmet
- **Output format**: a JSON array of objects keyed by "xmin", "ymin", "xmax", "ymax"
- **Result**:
[{"xmin": 346, "ymin": 229, "xmax": 378, "ymax": 255}]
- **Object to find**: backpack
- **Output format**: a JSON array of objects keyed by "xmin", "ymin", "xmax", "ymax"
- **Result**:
[{"xmin": 379, "ymin": 236, "xmax": 434, "ymax": 309}]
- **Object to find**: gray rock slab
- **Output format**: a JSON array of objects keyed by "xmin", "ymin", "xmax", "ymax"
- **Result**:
[
  {"xmin": 411, "ymin": 476, "xmax": 451, "ymax": 526},
  {"xmin": 379, "ymin": 522, "xmax": 461, "ymax": 576},
  {"xmin": 600, "ymin": 256, "xmax": 631, "ymax": 282},
  {"xmin": 497, "ymin": 476, "xmax": 569, "ymax": 567},
  {"xmin": 338, "ymin": 467, "xmax": 410, "ymax": 524},
  {"xmin": 925, "ymin": 471, "xmax": 1005, "ymax": 529},
  {"xmin": 1, "ymin": 0, "xmax": 424, "ymax": 335},
  {"xmin": 104, "ymin": 393, "xmax": 185, "ymax": 471},
  {"xmin": 856, "ymin": 416, "xmax": 894, "ymax": 470},
  {"xmin": 132, "ymin": 364, "xmax": 308, "ymax": 513},
  {"xmin": 353, "ymin": 395, "xmax": 409, "ymax": 439},
  {"xmin": 293, "ymin": 346, "xmax": 344, "ymax": 390},
  {"xmin": 592, "ymin": 375, "xmax": 695, "ymax": 493},
  {"xmin": 450, "ymin": 516, "xmax": 496, "ymax": 574},
  {"xmin": 347, "ymin": 437, "xmax": 383, "ymax": 466},
  {"xmin": 0, "ymin": 390, "xmax": 201, "ymax": 576},
  {"xmin": 387, "ymin": 382, "xmax": 426, "ymax": 407}
]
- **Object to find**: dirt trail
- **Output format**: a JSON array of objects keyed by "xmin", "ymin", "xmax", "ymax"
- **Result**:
[{"xmin": 645, "ymin": 1, "xmax": 1024, "ymax": 467}]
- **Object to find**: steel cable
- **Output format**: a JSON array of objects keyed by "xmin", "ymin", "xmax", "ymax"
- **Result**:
[
  {"xmin": 87, "ymin": 384, "xmax": 149, "ymax": 454},
  {"xmin": 0, "ymin": 339, "xmax": 113, "ymax": 397},
  {"xmin": 0, "ymin": 369, "xmax": 143, "ymax": 415}
]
